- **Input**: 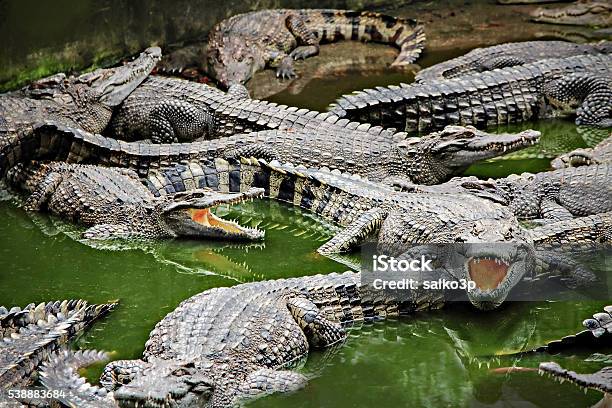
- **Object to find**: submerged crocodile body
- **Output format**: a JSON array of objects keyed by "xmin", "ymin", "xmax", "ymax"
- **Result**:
[
  {"xmin": 206, "ymin": 9, "xmax": 425, "ymax": 88},
  {"xmin": 6, "ymin": 161, "xmax": 264, "ymax": 240},
  {"xmin": 531, "ymin": 1, "xmax": 612, "ymax": 27},
  {"xmin": 552, "ymin": 133, "xmax": 612, "ymax": 168},
  {"xmin": 329, "ymin": 54, "xmax": 612, "ymax": 131},
  {"xmin": 0, "ymin": 299, "xmax": 116, "ymax": 395},
  {"xmin": 415, "ymin": 41, "xmax": 610, "ymax": 83},
  {"xmin": 108, "ymin": 75, "xmax": 402, "ymax": 143},
  {"xmin": 0, "ymin": 47, "xmax": 161, "ymax": 160},
  {"xmin": 400, "ymin": 164, "xmax": 612, "ymax": 223}
]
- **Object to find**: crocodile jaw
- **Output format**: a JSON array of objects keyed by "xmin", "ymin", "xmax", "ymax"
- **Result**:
[
  {"xmin": 460, "ymin": 243, "xmax": 533, "ymax": 310},
  {"xmin": 539, "ymin": 362, "xmax": 612, "ymax": 395},
  {"xmin": 82, "ymin": 46, "xmax": 162, "ymax": 107},
  {"xmin": 162, "ymin": 187, "xmax": 265, "ymax": 241}
]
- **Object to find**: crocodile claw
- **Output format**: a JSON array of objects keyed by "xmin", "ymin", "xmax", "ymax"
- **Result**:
[{"xmin": 276, "ymin": 57, "xmax": 296, "ymax": 80}]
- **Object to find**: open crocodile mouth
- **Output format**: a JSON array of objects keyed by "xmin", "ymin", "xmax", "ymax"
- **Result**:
[
  {"xmin": 189, "ymin": 208, "xmax": 254, "ymax": 236},
  {"xmin": 163, "ymin": 187, "xmax": 265, "ymax": 240},
  {"xmin": 468, "ymin": 256, "xmax": 510, "ymax": 291}
]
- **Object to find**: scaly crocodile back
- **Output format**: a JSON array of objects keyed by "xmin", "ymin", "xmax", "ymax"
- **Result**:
[
  {"xmin": 416, "ymin": 41, "xmax": 611, "ymax": 83},
  {"xmin": 208, "ymin": 9, "xmax": 425, "ymax": 66}
]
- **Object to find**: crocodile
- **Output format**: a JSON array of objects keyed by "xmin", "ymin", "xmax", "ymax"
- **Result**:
[
  {"xmin": 552, "ymin": 133, "xmax": 612, "ymax": 168},
  {"xmin": 397, "ymin": 164, "xmax": 612, "ymax": 223},
  {"xmin": 107, "ymin": 75, "xmax": 403, "ymax": 144},
  {"xmin": 206, "ymin": 9, "xmax": 425, "ymax": 88},
  {"xmin": 95, "ymin": 271, "xmax": 472, "ymax": 407},
  {"xmin": 5, "ymin": 161, "xmax": 264, "ymax": 241},
  {"xmin": 0, "ymin": 299, "xmax": 116, "ymax": 396},
  {"xmin": 415, "ymin": 40, "xmax": 611, "ymax": 83},
  {"xmin": 328, "ymin": 54, "xmax": 612, "ymax": 132},
  {"xmin": 531, "ymin": 1, "xmax": 612, "ymax": 27},
  {"xmin": 100, "ymin": 260, "xmax": 609, "ymax": 408},
  {"xmin": 114, "ymin": 123, "xmax": 539, "ymax": 185},
  {"xmin": 10, "ymin": 107, "xmax": 540, "ymax": 184},
  {"xmin": 504, "ymin": 306, "xmax": 612, "ymax": 407},
  {"xmin": 0, "ymin": 47, "xmax": 161, "ymax": 156}
]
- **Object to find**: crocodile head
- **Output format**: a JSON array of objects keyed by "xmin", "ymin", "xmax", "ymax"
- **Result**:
[
  {"xmin": 207, "ymin": 38, "xmax": 264, "ymax": 88},
  {"xmin": 75, "ymin": 46, "xmax": 162, "ymax": 107},
  {"xmin": 538, "ymin": 362, "xmax": 612, "ymax": 395},
  {"xmin": 398, "ymin": 126, "xmax": 540, "ymax": 185},
  {"xmin": 378, "ymin": 194, "xmax": 535, "ymax": 310},
  {"xmin": 112, "ymin": 359, "xmax": 213, "ymax": 408},
  {"xmin": 455, "ymin": 240, "xmax": 535, "ymax": 310},
  {"xmin": 158, "ymin": 188, "xmax": 265, "ymax": 240},
  {"xmin": 21, "ymin": 47, "xmax": 161, "ymax": 134},
  {"xmin": 531, "ymin": 2, "xmax": 612, "ymax": 26}
]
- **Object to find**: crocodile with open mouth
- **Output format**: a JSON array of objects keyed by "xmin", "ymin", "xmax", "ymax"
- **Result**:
[
  {"xmin": 206, "ymin": 9, "xmax": 425, "ymax": 88},
  {"xmin": 5, "ymin": 161, "xmax": 264, "ymax": 241},
  {"xmin": 329, "ymin": 54, "xmax": 612, "ymax": 132}
]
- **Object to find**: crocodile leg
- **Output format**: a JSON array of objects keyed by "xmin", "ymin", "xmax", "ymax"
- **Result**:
[
  {"xmin": 286, "ymin": 297, "xmax": 346, "ymax": 348},
  {"xmin": 109, "ymin": 97, "xmax": 214, "ymax": 143},
  {"xmin": 270, "ymin": 13, "xmax": 321, "ymax": 79},
  {"xmin": 147, "ymin": 100, "xmax": 213, "ymax": 143},
  {"xmin": 286, "ymin": 14, "xmax": 320, "ymax": 61},
  {"xmin": 538, "ymin": 198, "xmax": 575, "ymax": 223},
  {"xmin": 23, "ymin": 171, "xmax": 63, "ymax": 211},
  {"xmin": 317, "ymin": 208, "xmax": 387, "ymax": 254}
]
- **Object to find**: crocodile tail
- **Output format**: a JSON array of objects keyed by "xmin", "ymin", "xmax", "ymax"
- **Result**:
[
  {"xmin": 0, "ymin": 299, "xmax": 117, "ymax": 388},
  {"xmin": 40, "ymin": 349, "xmax": 116, "ymax": 408},
  {"xmin": 310, "ymin": 10, "xmax": 426, "ymax": 65}
]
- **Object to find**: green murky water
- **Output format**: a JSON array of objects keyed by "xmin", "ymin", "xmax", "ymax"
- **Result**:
[{"xmin": 2, "ymin": 1, "xmax": 612, "ymax": 406}]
